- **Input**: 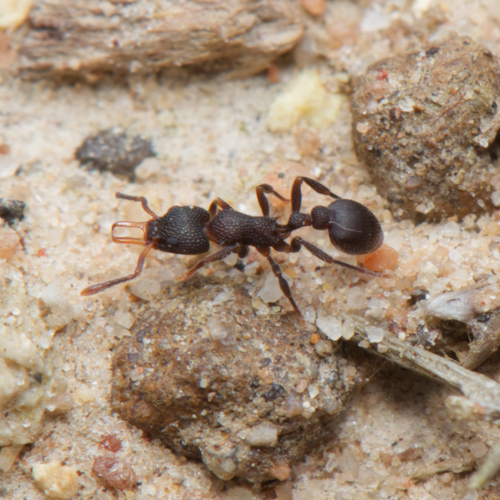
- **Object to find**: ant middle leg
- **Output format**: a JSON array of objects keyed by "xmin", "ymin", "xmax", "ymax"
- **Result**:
[
  {"xmin": 81, "ymin": 243, "xmax": 155, "ymax": 296},
  {"xmin": 255, "ymin": 184, "xmax": 288, "ymax": 217},
  {"xmin": 289, "ymin": 237, "xmax": 381, "ymax": 277},
  {"xmin": 258, "ymin": 247, "xmax": 306, "ymax": 327},
  {"xmin": 290, "ymin": 177, "xmax": 341, "ymax": 212},
  {"xmin": 179, "ymin": 244, "xmax": 239, "ymax": 281}
]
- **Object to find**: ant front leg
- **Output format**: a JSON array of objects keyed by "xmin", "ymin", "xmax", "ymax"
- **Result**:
[
  {"xmin": 258, "ymin": 247, "xmax": 306, "ymax": 327},
  {"xmin": 81, "ymin": 243, "xmax": 155, "ymax": 296},
  {"xmin": 290, "ymin": 177, "xmax": 341, "ymax": 212},
  {"xmin": 179, "ymin": 244, "xmax": 239, "ymax": 281},
  {"xmin": 289, "ymin": 237, "xmax": 381, "ymax": 277},
  {"xmin": 115, "ymin": 192, "xmax": 158, "ymax": 218},
  {"xmin": 255, "ymin": 184, "xmax": 288, "ymax": 217}
]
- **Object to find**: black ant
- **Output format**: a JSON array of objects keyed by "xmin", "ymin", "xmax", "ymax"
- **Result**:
[
  {"xmin": 282, "ymin": 176, "xmax": 384, "ymax": 273},
  {"xmin": 81, "ymin": 179, "xmax": 383, "ymax": 326},
  {"xmin": 81, "ymin": 187, "xmax": 307, "ymax": 323}
]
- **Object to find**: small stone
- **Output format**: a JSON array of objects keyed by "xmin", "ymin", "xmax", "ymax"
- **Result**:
[
  {"xmin": 468, "ymin": 439, "xmax": 489, "ymax": 459},
  {"xmin": 258, "ymin": 272, "xmax": 284, "ymax": 303},
  {"xmin": 316, "ymin": 314, "xmax": 342, "ymax": 340},
  {"xmin": 357, "ymin": 244, "xmax": 399, "ymax": 272},
  {"xmin": 75, "ymin": 128, "xmax": 155, "ymax": 180},
  {"xmin": 366, "ymin": 326, "xmax": 385, "ymax": 343},
  {"xmin": 268, "ymin": 463, "xmax": 291, "ymax": 481},
  {"xmin": 115, "ymin": 311, "xmax": 135, "ymax": 330},
  {"xmin": 32, "ymin": 462, "xmax": 79, "ymax": 500},
  {"xmin": 314, "ymin": 339, "xmax": 334, "ymax": 357},
  {"xmin": 0, "ymin": 198, "xmax": 25, "ymax": 226},
  {"xmin": 201, "ymin": 450, "xmax": 237, "ymax": 481},
  {"xmin": 0, "ymin": 444, "xmax": 23, "ymax": 472},
  {"xmin": 76, "ymin": 385, "xmax": 95, "ymax": 403},
  {"xmin": 245, "ymin": 423, "xmax": 278, "ymax": 447},
  {"xmin": 0, "ymin": 227, "xmax": 21, "ymax": 260},
  {"xmin": 93, "ymin": 453, "xmax": 137, "ymax": 490}
]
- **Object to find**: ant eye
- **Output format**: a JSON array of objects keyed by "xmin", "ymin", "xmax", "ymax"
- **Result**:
[
  {"xmin": 166, "ymin": 238, "xmax": 177, "ymax": 245},
  {"xmin": 327, "ymin": 200, "xmax": 383, "ymax": 255}
]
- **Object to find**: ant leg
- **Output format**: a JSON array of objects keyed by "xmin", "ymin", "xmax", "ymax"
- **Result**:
[
  {"xmin": 290, "ymin": 177, "xmax": 341, "ymax": 213},
  {"xmin": 290, "ymin": 237, "xmax": 382, "ymax": 277},
  {"xmin": 255, "ymin": 184, "xmax": 288, "ymax": 217},
  {"xmin": 233, "ymin": 245, "xmax": 249, "ymax": 272},
  {"xmin": 115, "ymin": 192, "xmax": 158, "ymax": 218},
  {"xmin": 258, "ymin": 247, "xmax": 306, "ymax": 327},
  {"xmin": 208, "ymin": 198, "xmax": 233, "ymax": 218},
  {"xmin": 179, "ymin": 244, "xmax": 238, "ymax": 281},
  {"xmin": 81, "ymin": 243, "xmax": 155, "ymax": 296}
]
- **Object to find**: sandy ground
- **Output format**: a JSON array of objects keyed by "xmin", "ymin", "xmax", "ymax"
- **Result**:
[{"xmin": 3, "ymin": 0, "xmax": 500, "ymax": 499}]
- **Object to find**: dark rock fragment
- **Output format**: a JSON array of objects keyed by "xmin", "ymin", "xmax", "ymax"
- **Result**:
[
  {"xmin": 111, "ymin": 279, "xmax": 360, "ymax": 481},
  {"xmin": 75, "ymin": 129, "xmax": 155, "ymax": 180},
  {"xmin": 352, "ymin": 33, "xmax": 500, "ymax": 222},
  {"xmin": 0, "ymin": 198, "xmax": 25, "ymax": 227}
]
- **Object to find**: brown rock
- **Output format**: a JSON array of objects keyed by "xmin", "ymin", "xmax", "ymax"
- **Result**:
[
  {"xmin": 93, "ymin": 452, "xmax": 137, "ymax": 491},
  {"xmin": 13, "ymin": 0, "xmax": 303, "ymax": 81},
  {"xmin": 351, "ymin": 33, "xmax": 500, "ymax": 222},
  {"xmin": 111, "ymin": 278, "xmax": 359, "ymax": 481}
]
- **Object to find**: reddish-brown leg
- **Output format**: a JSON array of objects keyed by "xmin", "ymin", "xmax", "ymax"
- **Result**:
[
  {"xmin": 290, "ymin": 177, "xmax": 340, "ymax": 212},
  {"xmin": 179, "ymin": 244, "xmax": 239, "ymax": 281},
  {"xmin": 290, "ymin": 237, "xmax": 383, "ymax": 277},
  {"xmin": 81, "ymin": 243, "xmax": 155, "ymax": 296},
  {"xmin": 208, "ymin": 198, "xmax": 233, "ymax": 218},
  {"xmin": 255, "ymin": 184, "xmax": 288, "ymax": 217},
  {"xmin": 258, "ymin": 247, "xmax": 306, "ymax": 327}
]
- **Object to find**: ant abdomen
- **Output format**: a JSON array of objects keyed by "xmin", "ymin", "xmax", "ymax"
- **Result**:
[{"xmin": 311, "ymin": 200, "xmax": 383, "ymax": 255}]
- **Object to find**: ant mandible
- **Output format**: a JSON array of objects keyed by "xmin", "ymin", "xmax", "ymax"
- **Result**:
[
  {"xmin": 81, "ymin": 186, "xmax": 309, "ymax": 324},
  {"xmin": 282, "ymin": 176, "xmax": 384, "ymax": 273}
]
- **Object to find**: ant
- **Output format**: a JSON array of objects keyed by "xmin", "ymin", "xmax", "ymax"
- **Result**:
[
  {"xmin": 81, "ymin": 179, "xmax": 384, "ymax": 326},
  {"xmin": 282, "ymin": 176, "xmax": 384, "ymax": 273},
  {"xmin": 81, "ymin": 187, "xmax": 307, "ymax": 323}
]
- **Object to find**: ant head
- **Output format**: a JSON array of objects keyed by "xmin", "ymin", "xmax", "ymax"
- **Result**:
[
  {"xmin": 147, "ymin": 206, "xmax": 211, "ymax": 255},
  {"xmin": 311, "ymin": 200, "xmax": 383, "ymax": 255}
]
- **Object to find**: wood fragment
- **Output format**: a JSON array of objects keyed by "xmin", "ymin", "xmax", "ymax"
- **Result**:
[{"xmin": 11, "ymin": 0, "xmax": 303, "ymax": 81}]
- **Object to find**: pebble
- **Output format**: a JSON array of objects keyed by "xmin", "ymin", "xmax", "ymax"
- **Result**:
[
  {"xmin": 316, "ymin": 314, "xmax": 342, "ymax": 341},
  {"xmin": 366, "ymin": 326, "xmax": 385, "ymax": 343},
  {"xmin": 32, "ymin": 462, "xmax": 79, "ymax": 499},
  {"xmin": 245, "ymin": 423, "xmax": 279, "ymax": 447}
]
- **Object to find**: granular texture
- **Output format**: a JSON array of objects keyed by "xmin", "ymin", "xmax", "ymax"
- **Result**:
[
  {"xmin": 111, "ymin": 279, "xmax": 360, "ymax": 482},
  {"xmin": 352, "ymin": 33, "xmax": 500, "ymax": 223}
]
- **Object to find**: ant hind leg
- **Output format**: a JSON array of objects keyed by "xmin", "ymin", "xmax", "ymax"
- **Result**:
[
  {"xmin": 290, "ymin": 237, "xmax": 382, "ymax": 277},
  {"xmin": 258, "ymin": 247, "xmax": 306, "ymax": 327}
]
